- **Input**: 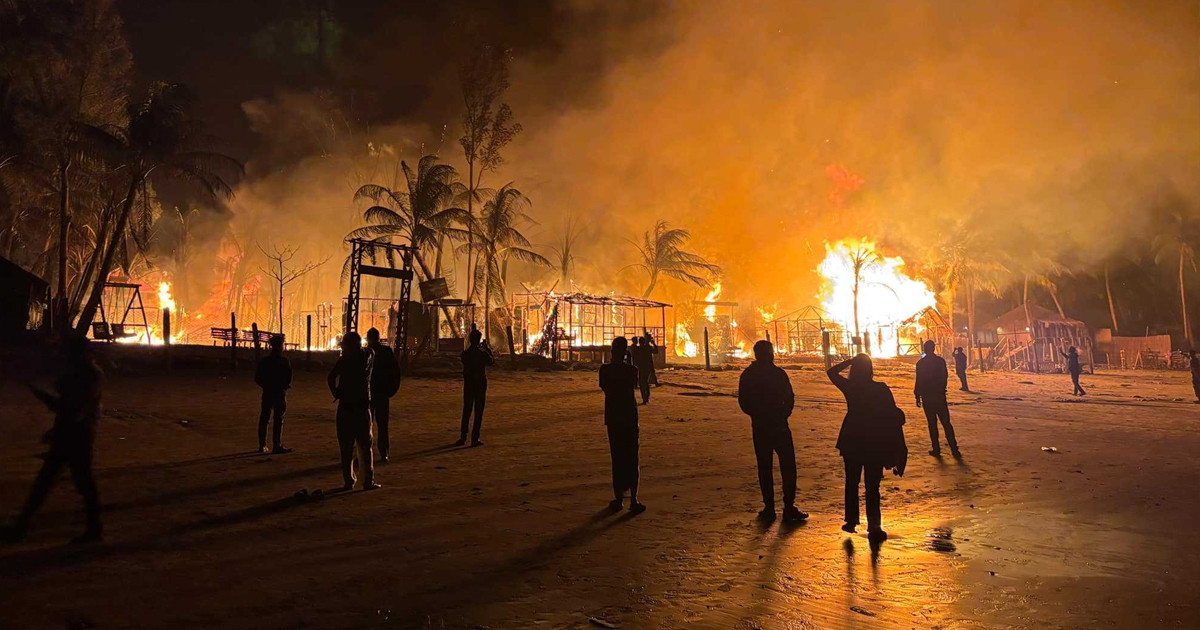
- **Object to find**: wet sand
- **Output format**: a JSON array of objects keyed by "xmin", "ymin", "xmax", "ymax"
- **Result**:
[{"xmin": 1, "ymin": 363, "xmax": 1197, "ymax": 629}]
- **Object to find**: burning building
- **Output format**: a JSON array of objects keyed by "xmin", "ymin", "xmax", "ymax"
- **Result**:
[{"xmin": 511, "ymin": 291, "xmax": 671, "ymax": 363}]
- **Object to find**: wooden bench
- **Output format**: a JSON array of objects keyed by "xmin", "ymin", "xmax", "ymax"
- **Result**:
[{"xmin": 211, "ymin": 327, "xmax": 289, "ymax": 347}]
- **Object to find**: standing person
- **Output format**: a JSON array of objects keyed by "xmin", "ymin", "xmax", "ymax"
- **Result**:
[
  {"xmin": 365, "ymin": 328, "xmax": 399, "ymax": 462},
  {"xmin": 600, "ymin": 337, "xmax": 645, "ymax": 514},
  {"xmin": 1189, "ymin": 350, "xmax": 1200, "ymax": 403},
  {"xmin": 254, "ymin": 335, "xmax": 293, "ymax": 454},
  {"xmin": 633, "ymin": 334, "xmax": 657, "ymax": 405},
  {"xmin": 644, "ymin": 331, "xmax": 660, "ymax": 388},
  {"xmin": 915, "ymin": 340, "xmax": 960, "ymax": 458},
  {"xmin": 952, "ymin": 347, "xmax": 969, "ymax": 392},
  {"xmin": 3, "ymin": 334, "xmax": 103, "ymax": 543},
  {"xmin": 738, "ymin": 340, "xmax": 808, "ymax": 524},
  {"xmin": 328, "ymin": 332, "xmax": 379, "ymax": 491},
  {"xmin": 828, "ymin": 354, "xmax": 907, "ymax": 542},
  {"xmin": 1060, "ymin": 346, "xmax": 1086, "ymax": 396},
  {"xmin": 458, "ymin": 329, "xmax": 493, "ymax": 447}
]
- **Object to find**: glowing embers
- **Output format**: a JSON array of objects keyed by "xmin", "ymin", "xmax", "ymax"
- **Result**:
[{"xmin": 817, "ymin": 239, "xmax": 936, "ymax": 358}]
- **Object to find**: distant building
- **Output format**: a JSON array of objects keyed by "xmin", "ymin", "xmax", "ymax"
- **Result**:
[{"xmin": 982, "ymin": 305, "xmax": 1092, "ymax": 373}]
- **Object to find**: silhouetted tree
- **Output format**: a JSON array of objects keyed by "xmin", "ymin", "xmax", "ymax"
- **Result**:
[
  {"xmin": 549, "ymin": 217, "xmax": 583, "ymax": 286},
  {"xmin": 628, "ymin": 220, "xmax": 719, "ymax": 298},
  {"xmin": 1153, "ymin": 210, "xmax": 1200, "ymax": 346}
]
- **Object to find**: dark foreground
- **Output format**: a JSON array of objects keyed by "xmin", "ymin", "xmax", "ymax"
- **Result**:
[{"xmin": 1, "ymin": 364, "xmax": 1197, "ymax": 629}]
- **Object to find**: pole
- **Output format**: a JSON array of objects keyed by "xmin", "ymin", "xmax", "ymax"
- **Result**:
[
  {"xmin": 163, "ymin": 307, "xmax": 172, "ymax": 372},
  {"xmin": 976, "ymin": 331, "xmax": 986, "ymax": 373},
  {"xmin": 822, "ymin": 329, "xmax": 831, "ymax": 370},
  {"xmin": 230, "ymin": 312, "xmax": 237, "ymax": 369},
  {"xmin": 704, "ymin": 326, "xmax": 711, "ymax": 370},
  {"xmin": 252, "ymin": 322, "xmax": 261, "ymax": 362},
  {"xmin": 506, "ymin": 324, "xmax": 516, "ymax": 366},
  {"xmin": 306, "ymin": 314, "xmax": 312, "ymax": 364}
]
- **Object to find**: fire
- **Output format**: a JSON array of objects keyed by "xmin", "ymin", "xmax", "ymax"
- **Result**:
[
  {"xmin": 675, "ymin": 322, "xmax": 699, "ymax": 357},
  {"xmin": 758, "ymin": 305, "xmax": 776, "ymax": 323},
  {"xmin": 158, "ymin": 282, "xmax": 176, "ymax": 315},
  {"xmin": 703, "ymin": 282, "xmax": 721, "ymax": 321},
  {"xmin": 816, "ymin": 239, "xmax": 935, "ymax": 358}
]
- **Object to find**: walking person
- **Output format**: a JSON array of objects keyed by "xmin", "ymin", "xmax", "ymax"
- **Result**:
[
  {"xmin": 828, "ymin": 354, "xmax": 907, "ymax": 542},
  {"xmin": 1189, "ymin": 350, "xmax": 1200, "ymax": 403},
  {"xmin": 644, "ymin": 332, "xmax": 660, "ymax": 388},
  {"xmin": 952, "ymin": 347, "xmax": 969, "ymax": 392},
  {"xmin": 633, "ymin": 334, "xmax": 657, "ymax": 404},
  {"xmin": 328, "ymin": 332, "xmax": 379, "ymax": 491},
  {"xmin": 600, "ymin": 336, "xmax": 645, "ymax": 514},
  {"xmin": 1060, "ymin": 346, "xmax": 1086, "ymax": 396},
  {"xmin": 738, "ymin": 340, "xmax": 808, "ymax": 524},
  {"xmin": 3, "ymin": 334, "xmax": 103, "ymax": 544},
  {"xmin": 254, "ymin": 335, "xmax": 293, "ymax": 454},
  {"xmin": 915, "ymin": 340, "xmax": 960, "ymax": 458},
  {"xmin": 457, "ymin": 329, "xmax": 493, "ymax": 447},
  {"xmin": 365, "ymin": 328, "xmax": 400, "ymax": 462}
]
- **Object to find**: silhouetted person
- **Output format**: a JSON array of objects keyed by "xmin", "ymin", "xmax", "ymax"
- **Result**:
[
  {"xmin": 915, "ymin": 340, "xmax": 960, "ymax": 458},
  {"xmin": 366, "ymin": 328, "xmax": 400, "ymax": 462},
  {"xmin": 952, "ymin": 347, "xmax": 969, "ymax": 392},
  {"xmin": 1190, "ymin": 351, "xmax": 1200, "ymax": 403},
  {"xmin": 4, "ymin": 334, "xmax": 103, "ymax": 543},
  {"xmin": 828, "ymin": 354, "xmax": 907, "ymax": 542},
  {"xmin": 254, "ymin": 335, "xmax": 293, "ymax": 454},
  {"xmin": 644, "ymin": 332, "xmax": 660, "ymax": 387},
  {"xmin": 328, "ymin": 332, "xmax": 379, "ymax": 491},
  {"xmin": 1060, "ymin": 346, "xmax": 1086, "ymax": 396},
  {"xmin": 458, "ymin": 329, "xmax": 493, "ymax": 447},
  {"xmin": 632, "ymin": 335, "xmax": 657, "ymax": 404},
  {"xmin": 738, "ymin": 340, "xmax": 808, "ymax": 524},
  {"xmin": 600, "ymin": 336, "xmax": 645, "ymax": 514}
]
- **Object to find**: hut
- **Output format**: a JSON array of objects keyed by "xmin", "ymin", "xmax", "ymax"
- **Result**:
[
  {"xmin": 981, "ymin": 304, "xmax": 1092, "ymax": 373},
  {"xmin": 511, "ymin": 291, "xmax": 671, "ymax": 364},
  {"xmin": 0, "ymin": 255, "xmax": 49, "ymax": 340}
]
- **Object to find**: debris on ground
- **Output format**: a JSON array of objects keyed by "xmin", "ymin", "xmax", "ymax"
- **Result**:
[{"xmin": 1041, "ymin": 446, "xmax": 1059, "ymax": 453}]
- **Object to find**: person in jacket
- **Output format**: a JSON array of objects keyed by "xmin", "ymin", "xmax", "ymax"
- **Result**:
[
  {"xmin": 828, "ymin": 354, "xmax": 907, "ymax": 542},
  {"xmin": 458, "ymin": 329, "xmax": 494, "ymax": 447},
  {"xmin": 738, "ymin": 340, "xmax": 808, "ymax": 524},
  {"xmin": 1060, "ymin": 346, "xmax": 1086, "ymax": 396},
  {"xmin": 4, "ymin": 334, "xmax": 104, "ymax": 543},
  {"xmin": 632, "ymin": 334, "xmax": 658, "ymax": 404},
  {"xmin": 365, "ymin": 328, "xmax": 399, "ymax": 462},
  {"xmin": 600, "ymin": 336, "xmax": 645, "ymax": 514},
  {"xmin": 915, "ymin": 340, "xmax": 960, "ymax": 458},
  {"xmin": 952, "ymin": 347, "xmax": 969, "ymax": 392},
  {"xmin": 254, "ymin": 335, "xmax": 293, "ymax": 454},
  {"xmin": 1190, "ymin": 350, "xmax": 1200, "ymax": 403},
  {"xmin": 328, "ymin": 332, "xmax": 379, "ymax": 491}
]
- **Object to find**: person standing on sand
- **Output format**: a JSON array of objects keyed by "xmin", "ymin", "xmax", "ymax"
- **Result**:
[
  {"xmin": 328, "ymin": 332, "xmax": 379, "ymax": 491},
  {"xmin": 1189, "ymin": 351, "xmax": 1200, "ymax": 403},
  {"xmin": 600, "ymin": 336, "xmax": 645, "ymax": 514},
  {"xmin": 3, "ymin": 334, "xmax": 103, "ymax": 544},
  {"xmin": 633, "ymin": 334, "xmax": 657, "ymax": 405},
  {"xmin": 1060, "ymin": 346, "xmax": 1086, "ymax": 396},
  {"xmin": 915, "ymin": 340, "xmax": 960, "ymax": 458},
  {"xmin": 738, "ymin": 340, "xmax": 808, "ymax": 524},
  {"xmin": 365, "ymin": 328, "xmax": 400, "ymax": 462},
  {"xmin": 828, "ymin": 354, "xmax": 907, "ymax": 542},
  {"xmin": 254, "ymin": 335, "xmax": 293, "ymax": 454},
  {"xmin": 952, "ymin": 347, "xmax": 969, "ymax": 392},
  {"xmin": 644, "ymin": 331, "xmax": 660, "ymax": 388},
  {"xmin": 458, "ymin": 329, "xmax": 493, "ymax": 447}
]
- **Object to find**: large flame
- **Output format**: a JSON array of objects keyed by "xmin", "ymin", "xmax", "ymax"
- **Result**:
[
  {"xmin": 817, "ymin": 239, "xmax": 935, "ymax": 358},
  {"xmin": 703, "ymin": 282, "xmax": 721, "ymax": 321},
  {"xmin": 675, "ymin": 323, "xmax": 699, "ymax": 357}
]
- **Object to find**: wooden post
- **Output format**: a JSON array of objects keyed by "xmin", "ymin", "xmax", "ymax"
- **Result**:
[
  {"xmin": 506, "ymin": 324, "xmax": 516, "ymax": 366},
  {"xmin": 704, "ymin": 326, "xmax": 711, "ymax": 370},
  {"xmin": 230, "ymin": 312, "xmax": 237, "ymax": 368},
  {"xmin": 306, "ymin": 314, "xmax": 312, "ymax": 364},
  {"xmin": 822, "ymin": 329, "xmax": 832, "ymax": 370},
  {"xmin": 163, "ymin": 307, "xmax": 172, "ymax": 371},
  {"xmin": 976, "ymin": 331, "xmax": 986, "ymax": 373},
  {"xmin": 251, "ymin": 322, "xmax": 261, "ymax": 362}
]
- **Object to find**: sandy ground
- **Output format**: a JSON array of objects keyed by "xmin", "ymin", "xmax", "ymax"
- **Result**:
[{"xmin": 1, "ymin": 358, "xmax": 1198, "ymax": 629}]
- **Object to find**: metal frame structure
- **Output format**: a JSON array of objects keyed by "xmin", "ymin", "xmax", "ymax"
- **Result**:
[
  {"xmin": 94, "ymin": 282, "xmax": 150, "ymax": 341},
  {"xmin": 511, "ymin": 292, "xmax": 671, "ymax": 362},
  {"xmin": 344, "ymin": 238, "xmax": 414, "ymax": 361}
]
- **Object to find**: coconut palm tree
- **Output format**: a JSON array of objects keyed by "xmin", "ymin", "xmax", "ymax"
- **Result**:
[
  {"xmin": 548, "ymin": 216, "xmax": 583, "ymax": 286},
  {"xmin": 1153, "ymin": 209, "xmax": 1200, "ymax": 347},
  {"xmin": 75, "ymin": 82, "xmax": 243, "ymax": 334},
  {"xmin": 628, "ymin": 220, "xmax": 719, "ymax": 299},
  {"xmin": 456, "ymin": 184, "xmax": 550, "ymax": 343}
]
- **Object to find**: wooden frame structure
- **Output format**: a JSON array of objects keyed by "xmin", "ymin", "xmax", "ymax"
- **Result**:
[
  {"xmin": 344, "ymin": 238, "xmax": 414, "ymax": 362},
  {"xmin": 92, "ymin": 282, "xmax": 150, "ymax": 342},
  {"xmin": 511, "ymin": 292, "xmax": 670, "ymax": 363},
  {"xmin": 981, "ymin": 305, "xmax": 1094, "ymax": 373}
]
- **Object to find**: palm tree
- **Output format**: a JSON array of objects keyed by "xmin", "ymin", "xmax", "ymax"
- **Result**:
[
  {"xmin": 75, "ymin": 82, "xmax": 243, "ymax": 334},
  {"xmin": 628, "ymin": 220, "xmax": 719, "ymax": 298},
  {"xmin": 1153, "ymin": 210, "xmax": 1200, "ymax": 347},
  {"xmin": 457, "ymin": 184, "xmax": 550, "ymax": 344},
  {"xmin": 548, "ymin": 217, "xmax": 583, "ymax": 286},
  {"xmin": 844, "ymin": 243, "xmax": 880, "ymax": 353},
  {"xmin": 1103, "ymin": 262, "xmax": 1119, "ymax": 334}
]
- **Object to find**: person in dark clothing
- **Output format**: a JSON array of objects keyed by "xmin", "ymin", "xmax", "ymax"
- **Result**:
[
  {"xmin": 1190, "ymin": 351, "xmax": 1200, "ymax": 403},
  {"xmin": 738, "ymin": 340, "xmax": 808, "ymax": 524},
  {"xmin": 633, "ymin": 334, "xmax": 658, "ymax": 404},
  {"xmin": 4, "ymin": 334, "xmax": 103, "ymax": 544},
  {"xmin": 366, "ymin": 328, "xmax": 400, "ymax": 462},
  {"xmin": 828, "ymin": 354, "xmax": 907, "ymax": 542},
  {"xmin": 1060, "ymin": 346, "xmax": 1086, "ymax": 396},
  {"xmin": 254, "ymin": 335, "xmax": 293, "ymax": 454},
  {"xmin": 600, "ymin": 336, "xmax": 645, "ymax": 514},
  {"xmin": 915, "ymin": 340, "xmax": 960, "ymax": 458},
  {"xmin": 328, "ymin": 332, "xmax": 379, "ymax": 491},
  {"xmin": 458, "ymin": 329, "xmax": 494, "ymax": 447},
  {"xmin": 952, "ymin": 347, "xmax": 969, "ymax": 392}
]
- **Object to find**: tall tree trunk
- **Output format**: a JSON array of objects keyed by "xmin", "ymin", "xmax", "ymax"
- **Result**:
[
  {"xmin": 1047, "ymin": 283, "xmax": 1066, "ymax": 319},
  {"xmin": 75, "ymin": 178, "xmax": 141, "ymax": 334},
  {"xmin": 1022, "ymin": 274, "xmax": 1032, "ymax": 331},
  {"xmin": 56, "ymin": 160, "xmax": 69, "ymax": 300},
  {"xmin": 852, "ymin": 274, "xmax": 861, "ymax": 353},
  {"xmin": 1104, "ymin": 263, "xmax": 1119, "ymax": 334},
  {"xmin": 642, "ymin": 270, "xmax": 658, "ymax": 299},
  {"xmin": 1181, "ymin": 247, "xmax": 1191, "ymax": 346},
  {"xmin": 465, "ymin": 160, "xmax": 475, "ymax": 316},
  {"xmin": 966, "ymin": 279, "xmax": 976, "ymax": 364},
  {"xmin": 946, "ymin": 284, "xmax": 956, "ymax": 339}
]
